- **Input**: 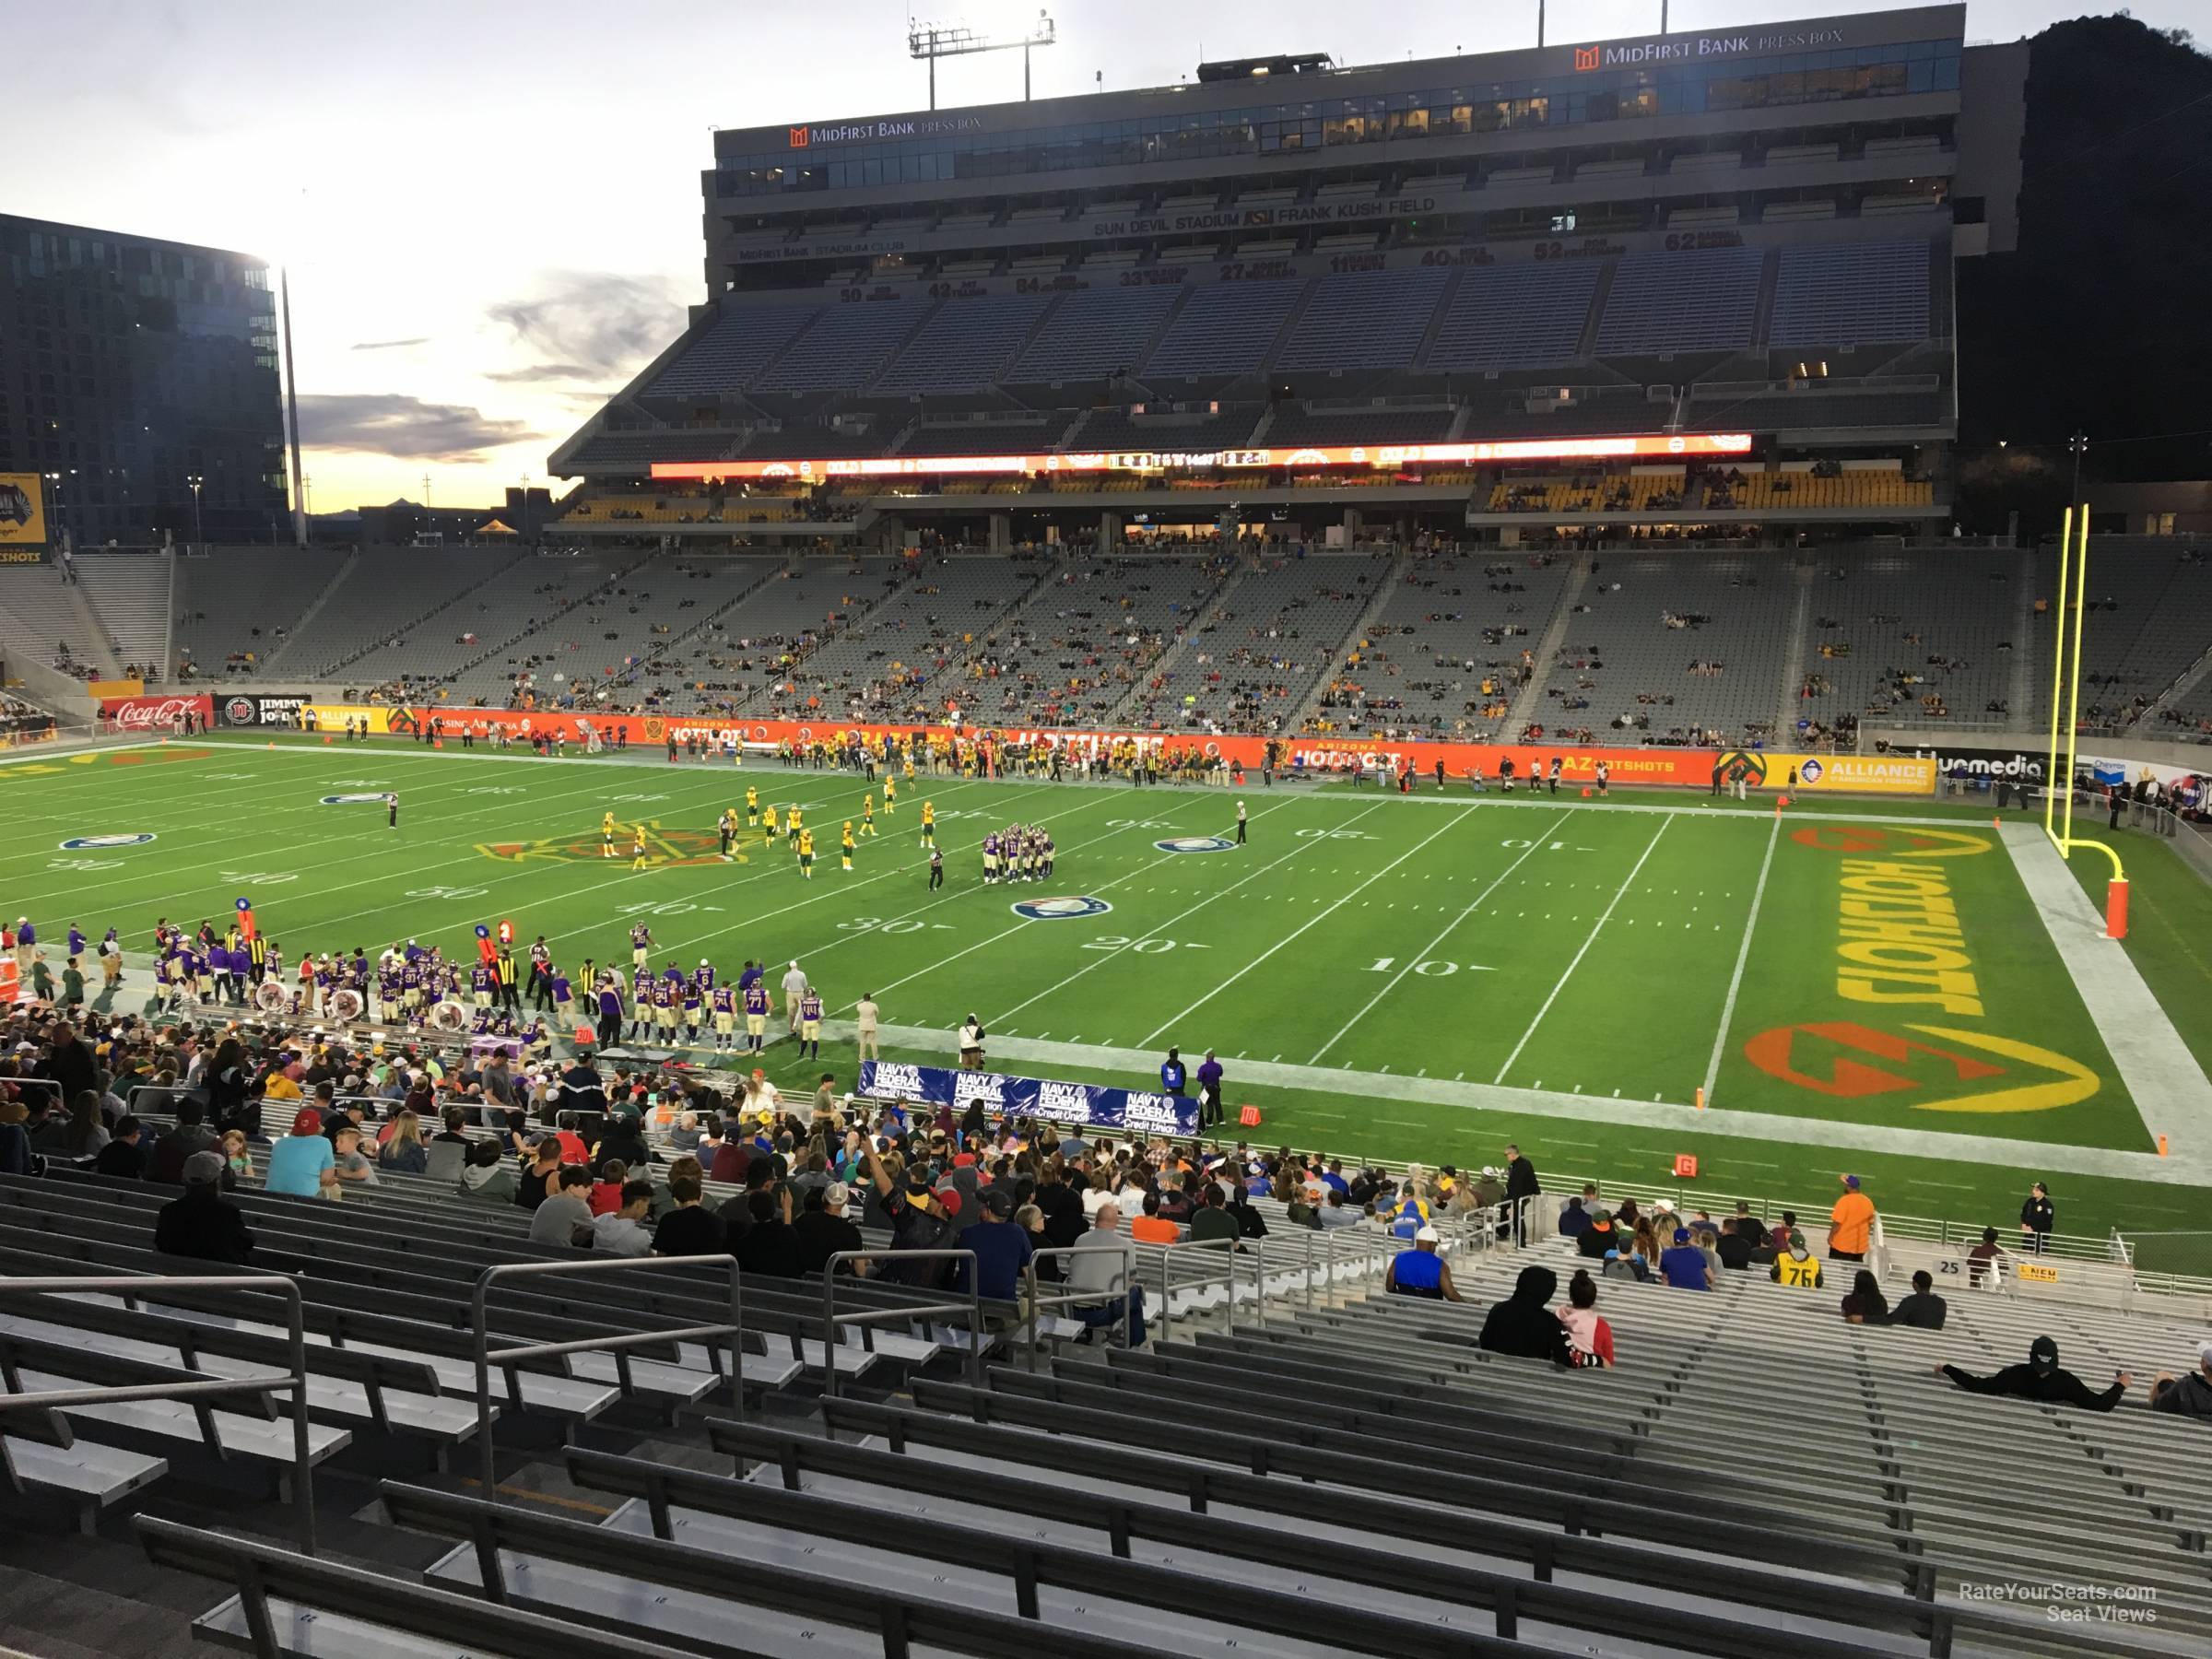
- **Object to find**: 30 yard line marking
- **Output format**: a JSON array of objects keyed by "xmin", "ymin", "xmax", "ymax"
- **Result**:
[
  {"xmin": 1137, "ymin": 805, "xmax": 1470, "ymax": 1046},
  {"xmin": 1700, "ymin": 812, "xmax": 1782, "ymax": 1107},
  {"xmin": 1492, "ymin": 815, "xmax": 1673, "ymax": 1084},
  {"xmin": 1307, "ymin": 811, "xmax": 1573, "ymax": 1065}
]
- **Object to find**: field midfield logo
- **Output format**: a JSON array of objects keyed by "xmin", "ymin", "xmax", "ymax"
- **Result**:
[
  {"xmin": 321, "ymin": 793, "xmax": 389, "ymax": 805},
  {"xmin": 58, "ymin": 832, "xmax": 155, "ymax": 850},
  {"xmin": 1744, "ymin": 1020, "xmax": 2099, "ymax": 1114},
  {"xmin": 1012, "ymin": 895, "xmax": 1112, "ymax": 920},
  {"xmin": 1155, "ymin": 835, "xmax": 1236, "ymax": 853},
  {"xmin": 477, "ymin": 828, "xmax": 738, "ymax": 869}
]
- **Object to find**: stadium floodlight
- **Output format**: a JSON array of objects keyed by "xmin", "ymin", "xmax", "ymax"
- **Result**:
[
  {"xmin": 908, "ymin": 10, "xmax": 1055, "ymax": 109},
  {"xmin": 186, "ymin": 474, "xmax": 204, "ymax": 553}
]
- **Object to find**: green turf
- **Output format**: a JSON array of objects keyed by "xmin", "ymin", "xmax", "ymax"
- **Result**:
[{"xmin": 11, "ymin": 732, "xmax": 2211, "ymax": 1266}]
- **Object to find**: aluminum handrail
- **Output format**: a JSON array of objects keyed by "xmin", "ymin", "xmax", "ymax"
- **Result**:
[
  {"xmin": 1019, "ymin": 1241, "xmax": 1135, "ymax": 1368},
  {"xmin": 818, "ymin": 1249, "xmax": 979, "ymax": 1400},
  {"xmin": 472, "ymin": 1253, "xmax": 744, "ymax": 1501},
  {"xmin": 0, "ymin": 1273, "xmax": 312, "ymax": 1554}
]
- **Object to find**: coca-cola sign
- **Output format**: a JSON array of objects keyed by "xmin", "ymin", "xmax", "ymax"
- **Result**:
[{"xmin": 100, "ymin": 694, "xmax": 212, "ymax": 731}]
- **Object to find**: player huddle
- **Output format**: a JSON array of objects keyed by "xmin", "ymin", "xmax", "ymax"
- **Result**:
[{"xmin": 981, "ymin": 822, "xmax": 1053, "ymax": 885}]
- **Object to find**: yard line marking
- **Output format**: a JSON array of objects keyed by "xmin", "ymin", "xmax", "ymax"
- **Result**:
[
  {"xmin": 1700, "ymin": 812, "xmax": 1781, "ymax": 1108},
  {"xmin": 1307, "ymin": 812, "xmax": 1572, "ymax": 1065},
  {"xmin": 1492, "ymin": 816, "xmax": 1673, "ymax": 1084},
  {"xmin": 982, "ymin": 800, "xmax": 1376, "ymax": 1026},
  {"xmin": 1138, "ymin": 805, "xmax": 1469, "ymax": 1046}
]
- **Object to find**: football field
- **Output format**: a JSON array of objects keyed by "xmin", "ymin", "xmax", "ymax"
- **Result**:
[{"xmin": 10, "ymin": 734, "xmax": 2212, "ymax": 1260}]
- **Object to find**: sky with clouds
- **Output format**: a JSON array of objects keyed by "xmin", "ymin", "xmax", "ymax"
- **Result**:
[{"xmin": 8, "ymin": 0, "xmax": 2197, "ymax": 512}]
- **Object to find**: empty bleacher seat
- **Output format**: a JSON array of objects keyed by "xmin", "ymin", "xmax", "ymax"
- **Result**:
[
  {"xmin": 1770, "ymin": 241, "xmax": 1932, "ymax": 347},
  {"xmin": 644, "ymin": 306, "xmax": 817, "ymax": 398},
  {"xmin": 1422, "ymin": 263, "xmax": 1601, "ymax": 374},
  {"xmin": 1274, "ymin": 267, "xmax": 1450, "ymax": 375},
  {"xmin": 1142, "ymin": 281, "xmax": 1303, "ymax": 379},
  {"xmin": 1595, "ymin": 247, "xmax": 1765, "ymax": 355}
]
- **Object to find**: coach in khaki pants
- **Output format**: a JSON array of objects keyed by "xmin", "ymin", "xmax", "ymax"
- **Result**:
[{"xmin": 853, "ymin": 994, "xmax": 880, "ymax": 1061}]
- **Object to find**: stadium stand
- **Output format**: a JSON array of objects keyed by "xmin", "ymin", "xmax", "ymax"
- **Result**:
[
  {"xmin": 1770, "ymin": 241, "xmax": 1934, "ymax": 347},
  {"xmin": 172, "ymin": 550, "xmax": 350, "ymax": 681},
  {"xmin": 1799, "ymin": 547, "xmax": 2030, "ymax": 729},
  {"xmin": 642, "ymin": 305, "xmax": 817, "ymax": 399},
  {"xmin": 270, "ymin": 547, "xmax": 532, "ymax": 679},
  {"xmin": 1141, "ymin": 280, "xmax": 1305, "ymax": 381},
  {"xmin": 0, "ymin": 559, "xmax": 122, "ymax": 681},
  {"xmin": 1421, "ymin": 262, "xmax": 1603, "ymax": 375},
  {"xmin": 752, "ymin": 300, "xmax": 924, "ymax": 395},
  {"xmin": 873, "ymin": 293, "xmax": 1053, "ymax": 395},
  {"xmin": 1594, "ymin": 247, "xmax": 1766, "ymax": 356},
  {"xmin": 1527, "ymin": 550, "xmax": 1801, "ymax": 747},
  {"xmin": 2053, "ymin": 540, "xmax": 2212, "ymax": 734},
  {"xmin": 1274, "ymin": 266, "xmax": 1450, "ymax": 376},
  {"xmin": 69, "ymin": 553, "xmax": 171, "ymax": 682},
  {"xmin": 1005, "ymin": 285, "xmax": 1183, "ymax": 384}
]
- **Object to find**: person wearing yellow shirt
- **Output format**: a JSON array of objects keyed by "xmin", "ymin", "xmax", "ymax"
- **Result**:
[
  {"xmin": 762, "ymin": 804, "xmax": 779, "ymax": 841},
  {"xmin": 903, "ymin": 755, "xmax": 915, "ymax": 782},
  {"xmin": 601, "ymin": 811, "xmax": 617, "ymax": 859},
  {"xmin": 786, "ymin": 806, "xmax": 803, "ymax": 851},
  {"xmin": 920, "ymin": 800, "xmax": 935, "ymax": 847},
  {"xmin": 1770, "ymin": 1232, "xmax": 1825, "ymax": 1288},
  {"xmin": 746, "ymin": 786, "xmax": 759, "ymax": 830},
  {"xmin": 860, "ymin": 794, "xmax": 877, "ymax": 837},
  {"xmin": 841, "ymin": 821, "xmax": 855, "ymax": 872},
  {"xmin": 1828, "ymin": 1175, "xmax": 1877, "ymax": 1263},
  {"xmin": 797, "ymin": 828, "xmax": 815, "ymax": 879},
  {"xmin": 884, "ymin": 778, "xmax": 897, "ymax": 816}
]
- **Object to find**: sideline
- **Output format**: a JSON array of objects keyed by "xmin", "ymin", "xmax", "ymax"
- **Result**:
[{"xmin": 2000, "ymin": 821, "xmax": 2212, "ymax": 1151}]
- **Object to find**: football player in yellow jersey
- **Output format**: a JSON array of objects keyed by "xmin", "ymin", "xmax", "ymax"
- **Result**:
[
  {"xmin": 919, "ymin": 799, "xmax": 935, "ymax": 847},
  {"xmin": 884, "ymin": 777, "xmax": 897, "ymax": 815},
  {"xmin": 629, "ymin": 824, "xmax": 650, "ymax": 872},
  {"xmin": 797, "ymin": 827, "xmax": 815, "ymax": 878},
  {"xmin": 903, "ymin": 754, "xmax": 915, "ymax": 782},
  {"xmin": 745, "ymin": 786, "xmax": 759, "ymax": 829},
  {"xmin": 762, "ymin": 803, "xmax": 779, "ymax": 841},
  {"xmin": 841, "ymin": 820, "xmax": 855, "ymax": 871},
  {"xmin": 860, "ymin": 794, "xmax": 877, "ymax": 837},
  {"xmin": 786, "ymin": 805, "xmax": 803, "ymax": 851},
  {"xmin": 602, "ymin": 811, "xmax": 617, "ymax": 858}
]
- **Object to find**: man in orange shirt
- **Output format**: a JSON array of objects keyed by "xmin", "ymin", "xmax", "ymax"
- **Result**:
[
  {"xmin": 1130, "ymin": 1189, "xmax": 1182, "ymax": 1245},
  {"xmin": 1829, "ymin": 1174, "xmax": 1877, "ymax": 1263}
]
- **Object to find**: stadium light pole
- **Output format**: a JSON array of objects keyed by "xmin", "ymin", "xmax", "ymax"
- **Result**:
[
  {"xmin": 2067, "ymin": 429, "xmax": 2088, "ymax": 507},
  {"xmin": 280, "ymin": 266, "xmax": 308, "ymax": 549},
  {"xmin": 908, "ymin": 12, "xmax": 1056, "ymax": 110},
  {"xmin": 186, "ymin": 474, "xmax": 204, "ymax": 553}
]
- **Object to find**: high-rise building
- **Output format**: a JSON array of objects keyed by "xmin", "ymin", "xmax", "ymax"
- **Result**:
[{"xmin": 0, "ymin": 214, "xmax": 288, "ymax": 549}]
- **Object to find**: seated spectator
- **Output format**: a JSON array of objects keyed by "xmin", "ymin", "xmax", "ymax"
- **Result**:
[
  {"xmin": 379, "ymin": 1110, "xmax": 428, "ymax": 1173},
  {"xmin": 1659, "ymin": 1227, "xmax": 1710, "ymax": 1290},
  {"xmin": 1577, "ymin": 1208, "xmax": 1618, "ymax": 1259},
  {"xmin": 1558, "ymin": 1194, "xmax": 1592, "ymax": 1239},
  {"xmin": 1886, "ymin": 1269, "xmax": 1947, "ymax": 1329},
  {"xmin": 1386, "ymin": 1226, "xmax": 1461, "ymax": 1301},
  {"xmin": 1966, "ymin": 1226, "xmax": 2006, "ymax": 1286},
  {"xmin": 735, "ymin": 1186, "xmax": 801, "ymax": 1277},
  {"xmin": 148, "ymin": 1100, "xmax": 219, "ymax": 1184},
  {"xmin": 456, "ymin": 1138, "xmax": 518, "ymax": 1204},
  {"xmin": 1478, "ymin": 1265, "xmax": 1590, "ymax": 1368},
  {"xmin": 516, "ymin": 1136, "xmax": 562, "ymax": 1209},
  {"xmin": 94, "ymin": 1115, "xmax": 151, "ymax": 1179},
  {"xmin": 592, "ymin": 1179, "xmax": 656, "ymax": 1257},
  {"xmin": 265, "ymin": 1108, "xmax": 336, "ymax": 1197},
  {"xmin": 954, "ymin": 1186, "xmax": 1034, "ymax": 1302},
  {"xmin": 330, "ymin": 1123, "xmax": 380, "ymax": 1186},
  {"xmin": 653, "ymin": 1172, "xmax": 726, "ymax": 1257},
  {"xmin": 154, "ymin": 1152, "xmax": 256, "ymax": 1264},
  {"xmin": 794, "ymin": 1181, "xmax": 866, "ymax": 1277},
  {"xmin": 1714, "ymin": 1217, "xmax": 1756, "ymax": 1272},
  {"xmin": 1731, "ymin": 1200, "xmax": 1768, "ymax": 1251},
  {"xmin": 1317, "ymin": 1188, "xmax": 1359, "ymax": 1230},
  {"xmin": 1129, "ymin": 1188, "xmax": 1181, "ymax": 1244},
  {"xmin": 589, "ymin": 1159, "xmax": 629, "ymax": 1216},
  {"xmin": 1187, "ymin": 1182, "xmax": 1241, "ymax": 1249},
  {"xmin": 1068, "ymin": 1201, "xmax": 1146, "ymax": 1346},
  {"xmin": 879, "ymin": 1174, "xmax": 959, "ymax": 1288},
  {"xmin": 2148, "ymin": 1342, "xmax": 2212, "ymax": 1421},
  {"xmin": 1841, "ymin": 1269, "xmax": 1888, "ymax": 1324},
  {"xmin": 1937, "ymin": 1336, "xmax": 2128, "ymax": 1412},
  {"xmin": 529, "ymin": 1165, "xmax": 595, "ymax": 1247},
  {"xmin": 1769, "ymin": 1232, "xmax": 1823, "ymax": 1288},
  {"xmin": 1601, "ymin": 1245, "xmax": 1647, "ymax": 1284},
  {"xmin": 431, "ymin": 1107, "xmax": 472, "ymax": 1146},
  {"xmin": 1557, "ymin": 1268, "xmax": 1614, "ymax": 1367}
]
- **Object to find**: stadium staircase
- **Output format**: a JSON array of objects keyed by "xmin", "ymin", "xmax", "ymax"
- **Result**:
[
  {"xmin": 1571, "ymin": 262, "xmax": 1617, "ymax": 359},
  {"xmin": 72, "ymin": 551, "xmax": 171, "ymax": 681},
  {"xmin": 2136, "ymin": 639, "xmax": 2212, "ymax": 735},
  {"xmin": 2009, "ymin": 547, "xmax": 2041, "ymax": 723},
  {"xmin": 1096, "ymin": 555, "xmax": 1254, "ymax": 727},
  {"xmin": 1773, "ymin": 558, "xmax": 1817, "ymax": 735},
  {"xmin": 253, "ymin": 554, "xmax": 359, "ymax": 676},
  {"xmin": 1500, "ymin": 554, "xmax": 1593, "ymax": 738}
]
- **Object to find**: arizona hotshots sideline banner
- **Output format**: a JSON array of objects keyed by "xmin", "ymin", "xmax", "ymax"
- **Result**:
[{"xmin": 261, "ymin": 700, "xmax": 1938, "ymax": 796}]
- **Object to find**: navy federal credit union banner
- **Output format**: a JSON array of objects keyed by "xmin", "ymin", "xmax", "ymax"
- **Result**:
[{"xmin": 856, "ymin": 1060, "xmax": 1198, "ymax": 1137}]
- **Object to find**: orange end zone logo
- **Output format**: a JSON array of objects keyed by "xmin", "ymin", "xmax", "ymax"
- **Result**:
[
  {"xmin": 1744, "ymin": 1021, "xmax": 2098, "ymax": 1114},
  {"xmin": 1789, "ymin": 824, "xmax": 1991, "ymax": 857}
]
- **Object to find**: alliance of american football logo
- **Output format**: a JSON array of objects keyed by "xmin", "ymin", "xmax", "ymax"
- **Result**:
[
  {"xmin": 1154, "ymin": 836, "xmax": 1235, "ymax": 853},
  {"xmin": 1010, "ymin": 895, "xmax": 1112, "ymax": 920}
]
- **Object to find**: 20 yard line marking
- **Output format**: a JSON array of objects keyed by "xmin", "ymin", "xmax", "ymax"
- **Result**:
[
  {"xmin": 1699, "ymin": 811, "xmax": 1782, "ymax": 1108},
  {"xmin": 1307, "ymin": 811, "xmax": 1573, "ymax": 1065},
  {"xmin": 1491, "ymin": 815, "xmax": 1673, "ymax": 1084}
]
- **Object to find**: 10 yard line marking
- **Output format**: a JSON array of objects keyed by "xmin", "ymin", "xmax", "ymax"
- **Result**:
[
  {"xmin": 1307, "ymin": 811, "xmax": 1574, "ymax": 1065},
  {"xmin": 1700, "ymin": 812, "xmax": 1782, "ymax": 1107},
  {"xmin": 1492, "ymin": 815, "xmax": 1673, "ymax": 1084},
  {"xmin": 1137, "ymin": 805, "xmax": 1470, "ymax": 1046}
]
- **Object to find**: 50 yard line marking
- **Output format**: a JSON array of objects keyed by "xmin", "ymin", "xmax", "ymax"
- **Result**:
[
  {"xmin": 1139, "ymin": 803, "xmax": 1475, "ymax": 1046},
  {"xmin": 1700, "ymin": 812, "xmax": 1782, "ymax": 1107},
  {"xmin": 1307, "ymin": 810, "xmax": 1574, "ymax": 1065},
  {"xmin": 1491, "ymin": 814, "xmax": 1673, "ymax": 1084}
]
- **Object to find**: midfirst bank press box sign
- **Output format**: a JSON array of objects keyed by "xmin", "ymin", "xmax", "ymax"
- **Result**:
[{"xmin": 858, "ymin": 1062, "xmax": 1199, "ymax": 1137}]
